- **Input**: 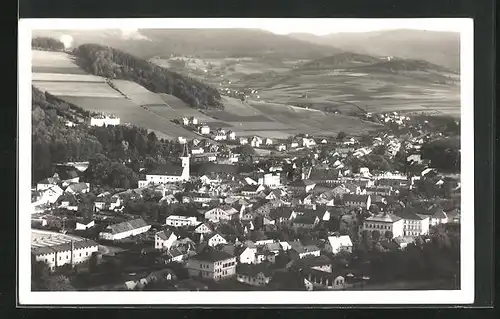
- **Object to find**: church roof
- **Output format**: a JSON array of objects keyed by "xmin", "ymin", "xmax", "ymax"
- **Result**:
[{"xmin": 147, "ymin": 163, "xmax": 184, "ymax": 176}]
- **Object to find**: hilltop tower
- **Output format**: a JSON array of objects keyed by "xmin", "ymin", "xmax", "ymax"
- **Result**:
[{"xmin": 180, "ymin": 143, "xmax": 190, "ymax": 181}]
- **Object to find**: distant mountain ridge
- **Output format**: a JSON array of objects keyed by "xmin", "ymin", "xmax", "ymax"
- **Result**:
[
  {"xmin": 287, "ymin": 29, "xmax": 460, "ymax": 71},
  {"xmin": 32, "ymin": 29, "xmax": 341, "ymax": 60}
]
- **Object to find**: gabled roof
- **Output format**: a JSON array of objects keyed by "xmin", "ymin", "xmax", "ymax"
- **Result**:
[
  {"xmin": 191, "ymin": 249, "xmax": 234, "ymax": 262},
  {"xmin": 343, "ymin": 194, "xmax": 370, "ymax": 202},
  {"xmin": 292, "ymin": 255, "xmax": 332, "ymax": 268},
  {"xmin": 289, "ymin": 241, "xmax": 320, "ymax": 253},
  {"xmin": 54, "ymin": 167, "xmax": 79, "ymax": 180},
  {"xmin": 66, "ymin": 182, "xmax": 89, "ymax": 193},
  {"xmin": 156, "ymin": 229, "xmax": 176, "ymax": 240},
  {"xmin": 327, "ymin": 235, "xmax": 353, "ymax": 248},
  {"xmin": 365, "ymin": 213, "xmax": 402, "ymax": 223},
  {"xmin": 237, "ymin": 263, "xmax": 274, "ymax": 278},
  {"xmin": 107, "ymin": 218, "xmax": 149, "ymax": 235},
  {"xmin": 395, "ymin": 207, "xmax": 427, "ymax": 220},
  {"xmin": 269, "ymin": 207, "xmax": 293, "ymax": 219},
  {"xmin": 147, "ymin": 163, "xmax": 184, "ymax": 176},
  {"xmin": 289, "ymin": 179, "xmax": 316, "ymax": 187}
]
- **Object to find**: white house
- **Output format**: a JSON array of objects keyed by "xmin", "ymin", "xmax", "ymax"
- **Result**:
[
  {"xmin": 191, "ymin": 147, "xmax": 205, "ymax": 155},
  {"xmin": 205, "ymin": 206, "xmax": 239, "ymax": 222},
  {"xmin": 239, "ymin": 137, "xmax": 249, "ymax": 145},
  {"xmin": 65, "ymin": 182, "xmax": 90, "ymax": 195},
  {"xmin": 227, "ymin": 131, "xmax": 236, "ymax": 140},
  {"xmin": 75, "ymin": 220, "xmax": 95, "ymax": 231},
  {"xmin": 165, "ymin": 215, "xmax": 200, "ymax": 228},
  {"xmin": 343, "ymin": 194, "xmax": 371, "ymax": 210},
  {"xmin": 37, "ymin": 185, "xmax": 64, "ymax": 205},
  {"xmin": 239, "ymin": 246, "xmax": 257, "ymax": 264},
  {"xmin": 206, "ymin": 233, "xmax": 227, "ymax": 247},
  {"xmin": 396, "ymin": 210, "xmax": 430, "ymax": 237},
  {"xmin": 326, "ymin": 235, "xmax": 353, "ymax": 254},
  {"xmin": 99, "ymin": 219, "xmax": 151, "ymax": 241},
  {"xmin": 194, "ymin": 222, "xmax": 213, "ymax": 234},
  {"xmin": 302, "ymin": 138, "xmax": 316, "ymax": 148},
  {"xmin": 186, "ymin": 250, "xmax": 236, "ymax": 281},
  {"xmin": 31, "ymin": 239, "xmax": 99, "ymax": 271},
  {"xmin": 257, "ymin": 172, "xmax": 281, "ymax": 188},
  {"xmin": 250, "ymin": 136, "xmax": 262, "ymax": 148},
  {"xmin": 155, "ymin": 229, "xmax": 178, "ymax": 250},
  {"xmin": 363, "ymin": 213, "xmax": 404, "ymax": 239},
  {"xmin": 265, "ymin": 138, "xmax": 273, "ymax": 145},
  {"xmin": 198, "ymin": 125, "xmax": 210, "ymax": 135},
  {"xmin": 276, "ymin": 144, "xmax": 287, "ymax": 152},
  {"xmin": 236, "ymin": 264, "xmax": 274, "ymax": 287},
  {"xmin": 89, "ymin": 115, "xmax": 120, "ymax": 127}
]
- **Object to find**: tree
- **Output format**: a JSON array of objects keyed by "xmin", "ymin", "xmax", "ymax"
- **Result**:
[
  {"xmin": 336, "ymin": 131, "xmax": 346, "ymax": 141},
  {"xmin": 384, "ymin": 230, "xmax": 393, "ymax": 240},
  {"xmin": 372, "ymin": 230, "xmax": 381, "ymax": 242}
]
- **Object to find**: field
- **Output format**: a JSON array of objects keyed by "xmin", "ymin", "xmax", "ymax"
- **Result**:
[
  {"xmin": 32, "ymin": 50, "xmax": 386, "ymax": 140},
  {"xmin": 111, "ymin": 80, "xmax": 167, "ymax": 106},
  {"xmin": 237, "ymin": 69, "xmax": 461, "ymax": 118},
  {"xmin": 32, "ymin": 50, "xmax": 85, "ymax": 74}
]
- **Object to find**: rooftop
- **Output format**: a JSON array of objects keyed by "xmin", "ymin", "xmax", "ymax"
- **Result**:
[{"xmin": 191, "ymin": 250, "xmax": 235, "ymax": 262}]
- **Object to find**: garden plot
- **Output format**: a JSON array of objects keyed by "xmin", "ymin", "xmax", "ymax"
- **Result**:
[{"xmin": 32, "ymin": 50, "xmax": 84, "ymax": 74}]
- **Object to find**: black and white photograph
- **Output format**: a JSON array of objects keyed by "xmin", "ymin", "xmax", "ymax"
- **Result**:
[{"xmin": 18, "ymin": 18, "xmax": 474, "ymax": 305}]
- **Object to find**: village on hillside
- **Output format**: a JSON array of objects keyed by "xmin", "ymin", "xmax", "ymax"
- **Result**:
[{"xmin": 31, "ymin": 109, "xmax": 461, "ymax": 292}]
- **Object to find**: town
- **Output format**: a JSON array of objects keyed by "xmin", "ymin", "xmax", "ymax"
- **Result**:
[{"xmin": 31, "ymin": 108, "xmax": 461, "ymax": 292}]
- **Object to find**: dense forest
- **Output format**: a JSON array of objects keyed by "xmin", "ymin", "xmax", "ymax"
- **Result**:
[
  {"xmin": 72, "ymin": 43, "xmax": 223, "ymax": 109},
  {"xmin": 32, "ymin": 37, "xmax": 65, "ymax": 51},
  {"xmin": 32, "ymin": 86, "xmax": 184, "ymax": 188}
]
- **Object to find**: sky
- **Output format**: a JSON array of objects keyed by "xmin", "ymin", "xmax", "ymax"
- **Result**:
[{"xmin": 27, "ymin": 18, "xmax": 467, "ymax": 36}]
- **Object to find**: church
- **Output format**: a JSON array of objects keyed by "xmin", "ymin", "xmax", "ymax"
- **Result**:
[{"xmin": 138, "ymin": 144, "xmax": 190, "ymax": 188}]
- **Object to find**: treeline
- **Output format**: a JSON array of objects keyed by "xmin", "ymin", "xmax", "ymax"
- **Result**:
[
  {"xmin": 72, "ymin": 43, "xmax": 223, "ymax": 109},
  {"xmin": 32, "ymin": 37, "xmax": 65, "ymax": 51},
  {"xmin": 421, "ymin": 137, "xmax": 460, "ymax": 173},
  {"xmin": 32, "ymin": 86, "xmax": 184, "ymax": 188}
]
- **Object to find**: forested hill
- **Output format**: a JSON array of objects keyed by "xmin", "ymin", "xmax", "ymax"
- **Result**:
[
  {"xmin": 72, "ymin": 43, "xmax": 224, "ymax": 109},
  {"xmin": 32, "ymin": 86, "xmax": 185, "ymax": 188},
  {"xmin": 32, "ymin": 37, "xmax": 65, "ymax": 51}
]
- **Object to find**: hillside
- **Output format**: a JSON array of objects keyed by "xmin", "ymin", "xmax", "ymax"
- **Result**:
[
  {"xmin": 72, "ymin": 43, "xmax": 223, "ymax": 109},
  {"xmin": 287, "ymin": 29, "xmax": 460, "ymax": 71},
  {"xmin": 297, "ymin": 52, "xmax": 382, "ymax": 70},
  {"xmin": 32, "ymin": 29, "xmax": 340, "ymax": 60}
]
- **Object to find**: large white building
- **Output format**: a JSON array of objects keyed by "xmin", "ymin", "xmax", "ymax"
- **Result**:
[
  {"xmin": 165, "ymin": 215, "xmax": 200, "ymax": 227},
  {"xmin": 99, "ymin": 218, "xmax": 151, "ymax": 241},
  {"xmin": 89, "ymin": 115, "xmax": 120, "ymax": 127},
  {"xmin": 138, "ymin": 145, "xmax": 190, "ymax": 187},
  {"xmin": 31, "ymin": 230, "xmax": 99, "ymax": 271},
  {"xmin": 186, "ymin": 250, "xmax": 237, "ymax": 281},
  {"xmin": 204, "ymin": 206, "xmax": 239, "ymax": 222},
  {"xmin": 363, "ymin": 213, "xmax": 404, "ymax": 239},
  {"xmin": 257, "ymin": 172, "xmax": 281, "ymax": 188}
]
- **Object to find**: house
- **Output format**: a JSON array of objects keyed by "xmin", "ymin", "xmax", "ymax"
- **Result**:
[
  {"xmin": 191, "ymin": 147, "xmax": 205, "ymax": 155},
  {"xmin": 155, "ymin": 229, "xmax": 178, "ymax": 250},
  {"xmin": 213, "ymin": 130, "xmax": 227, "ymax": 141},
  {"xmin": 182, "ymin": 117, "xmax": 190, "ymax": 126},
  {"xmin": 343, "ymin": 194, "xmax": 371, "ymax": 210},
  {"xmin": 194, "ymin": 222, "xmax": 214, "ymax": 234},
  {"xmin": 331, "ymin": 185, "xmax": 351, "ymax": 197},
  {"xmin": 363, "ymin": 213, "xmax": 404, "ymax": 239},
  {"xmin": 276, "ymin": 144, "xmax": 287, "ymax": 152},
  {"xmin": 288, "ymin": 179, "xmax": 316, "ymax": 193},
  {"xmin": 394, "ymin": 236, "xmax": 416, "ymax": 250},
  {"xmin": 65, "ymin": 182, "xmax": 90, "ymax": 195},
  {"xmin": 36, "ymin": 185, "xmax": 64, "ymax": 205},
  {"xmin": 206, "ymin": 233, "xmax": 228, "ymax": 247},
  {"xmin": 302, "ymin": 137, "xmax": 316, "ymax": 148},
  {"xmin": 240, "ymin": 184, "xmax": 266, "ymax": 196},
  {"xmin": 99, "ymin": 218, "xmax": 151, "ymax": 241},
  {"xmin": 165, "ymin": 215, "xmax": 200, "ymax": 228},
  {"xmin": 227, "ymin": 131, "xmax": 236, "ymax": 140},
  {"xmin": 250, "ymin": 136, "xmax": 263, "ymax": 148},
  {"xmin": 290, "ymin": 142, "xmax": 299, "ymax": 148},
  {"xmin": 395, "ymin": 208, "xmax": 430, "ymax": 237},
  {"xmin": 205, "ymin": 206, "xmax": 240, "ymax": 222},
  {"xmin": 236, "ymin": 264, "xmax": 274, "ymax": 286},
  {"xmin": 292, "ymin": 216, "xmax": 320, "ymax": 229},
  {"xmin": 265, "ymin": 138, "xmax": 273, "ymax": 145},
  {"xmin": 36, "ymin": 176, "xmax": 61, "ymax": 191},
  {"xmin": 54, "ymin": 167, "xmax": 80, "ymax": 186},
  {"xmin": 309, "ymin": 169, "xmax": 339, "ymax": 186},
  {"xmin": 300, "ymin": 267, "xmax": 346, "ymax": 290},
  {"xmin": 265, "ymin": 188, "xmax": 286, "ymax": 201},
  {"xmin": 289, "ymin": 255, "xmax": 333, "ymax": 273},
  {"xmin": 269, "ymin": 207, "xmax": 294, "ymax": 224},
  {"xmin": 239, "ymin": 137, "xmax": 249, "ymax": 145},
  {"xmin": 267, "ymin": 270, "xmax": 313, "ymax": 291},
  {"xmin": 58, "ymin": 194, "xmax": 79, "ymax": 211},
  {"xmin": 94, "ymin": 195, "xmax": 121, "ymax": 212},
  {"xmin": 446, "ymin": 209, "xmax": 461, "ymax": 223},
  {"xmin": 427, "ymin": 205, "xmax": 449, "ymax": 226},
  {"xmin": 185, "ymin": 250, "xmax": 237, "ymax": 281},
  {"xmin": 325, "ymin": 235, "xmax": 353, "ymax": 254},
  {"xmin": 138, "ymin": 145, "xmax": 190, "ymax": 187},
  {"xmin": 239, "ymin": 245, "xmax": 257, "ymax": 264},
  {"xmin": 289, "ymin": 241, "xmax": 321, "ymax": 260},
  {"xmin": 75, "ymin": 219, "xmax": 95, "ymax": 231},
  {"xmin": 257, "ymin": 172, "xmax": 281, "ymax": 188}
]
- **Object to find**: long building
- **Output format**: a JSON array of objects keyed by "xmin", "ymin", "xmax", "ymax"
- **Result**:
[
  {"xmin": 98, "ymin": 218, "xmax": 151, "ymax": 241},
  {"xmin": 31, "ymin": 229, "xmax": 99, "ymax": 271}
]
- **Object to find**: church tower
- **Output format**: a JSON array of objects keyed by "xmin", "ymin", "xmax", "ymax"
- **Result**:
[{"xmin": 180, "ymin": 143, "xmax": 190, "ymax": 181}]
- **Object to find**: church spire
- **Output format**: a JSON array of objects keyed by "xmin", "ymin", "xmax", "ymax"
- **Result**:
[{"xmin": 180, "ymin": 143, "xmax": 190, "ymax": 158}]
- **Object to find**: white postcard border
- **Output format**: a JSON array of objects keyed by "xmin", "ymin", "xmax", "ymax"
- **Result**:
[{"xmin": 18, "ymin": 18, "xmax": 474, "ymax": 305}]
